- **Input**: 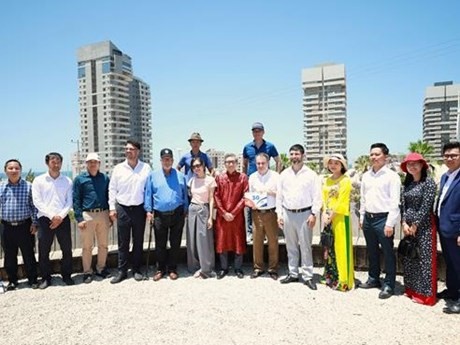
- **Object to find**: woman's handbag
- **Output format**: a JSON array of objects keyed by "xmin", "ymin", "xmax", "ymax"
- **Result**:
[
  {"xmin": 320, "ymin": 224, "xmax": 334, "ymax": 249},
  {"xmin": 397, "ymin": 236, "xmax": 419, "ymax": 260}
]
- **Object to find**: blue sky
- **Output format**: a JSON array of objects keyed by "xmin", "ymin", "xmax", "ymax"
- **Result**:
[{"xmin": 2, "ymin": 1, "xmax": 460, "ymax": 171}]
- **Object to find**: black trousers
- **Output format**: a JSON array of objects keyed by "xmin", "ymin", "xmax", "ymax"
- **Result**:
[
  {"xmin": 116, "ymin": 204, "xmax": 146, "ymax": 273},
  {"xmin": 2, "ymin": 219, "xmax": 37, "ymax": 284},
  {"xmin": 38, "ymin": 216, "xmax": 73, "ymax": 280},
  {"xmin": 439, "ymin": 233, "xmax": 460, "ymax": 299},
  {"xmin": 153, "ymin": 207, "xmax": 185, "ymax": 273}
]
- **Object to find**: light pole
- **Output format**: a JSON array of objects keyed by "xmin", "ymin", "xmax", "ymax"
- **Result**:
[{"xmin": 71, "ymin": 139, "xmax": 81, "ymax": 175}]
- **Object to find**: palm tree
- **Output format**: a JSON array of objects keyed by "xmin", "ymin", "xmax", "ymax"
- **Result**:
[
  {"xmin": 305, "ymin": 161, "xmax": 320, "ymax": 174},
  {"xmin": 279, "ymin": 153, "xmax": 290, "ymax": 171},
  {"xmin": 25, "ymin": 169, "xmax": 35, "ymax": 183},
  {"xmin": 354, "ymin": 155, "xmax": 370, "ymax": 174},
  {"xmin": 408, "ymin": 140, "xmax": 434, "ymax": 157}
]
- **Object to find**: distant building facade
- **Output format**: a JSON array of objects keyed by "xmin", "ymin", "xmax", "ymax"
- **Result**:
[
  {"xmin": 76, "ymin": 41, "xmax": 152, "ymax": 174},
  {"xmin": 206, "ymin": 148, "xmax": 225, "ymax": 173},
  {"xmin": 302, "ymin": 63, "xmax": 347, "ymax": 168},
  {"xmin": 423, "ymin": 81, "xmax": 460, "ymax": 159}
]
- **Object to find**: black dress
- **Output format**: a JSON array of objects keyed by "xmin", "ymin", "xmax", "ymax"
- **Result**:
[{"xmin": 401, "ymin": 177, "xmax": 437, "ymax": 305}]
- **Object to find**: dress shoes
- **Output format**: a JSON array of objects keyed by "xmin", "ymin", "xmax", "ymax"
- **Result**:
[
  {"xmin": 153, "ymin": 271, "xmax": 165, "ymax": 282},
  {"xmin": 250, "ymin": 270, "xmax": 264, "ymax": 279},
  {"xmin": 280, "ymin": 275, "xmax": 299, "ymax": 284},
  {"xmin": 235, "ymin": 269, "xmax": 244, "ymax": 279},
  {"xmin": 29, "ymin": 281, "xmax": 39, "ymax": 289},
  {"xmin": 39, "ymin": 279, "xmax": 51, "ymax": 290},
  {"xmin": 110, "ymin": 271, "xmax": 127, "ymax": 284},
  {"xmin": 216, "ymin": 269, "xmax": 229, "ymax": 280},
  {"xmin": 436, "ymin": 289, "xmax": 458, "ymax": 300},
  {"xmin": 443, "ymin": 301, "xmax": 460, "ymax": 314},
  {"xmin": 133, "ymin": 272, "xmax": 144, "ymax": 281},
  {"xmin": 6, "ymin": 282, "xmax": 18, "ymax": 291},
  {"xmin": 359, "ymin": 279, "xmax": 382, "ymax": 289},
  {"xmin": 83, "ymin": 274, "xmax": 93, "ymax": 284},
  {"xmin": 63, "ymin": 276, "xmax": 75, "ymax": 286},
  {"xmin": 304, "ymin": 279, "xmax": 317, "ymax": 290},
  {"xmin": 268, "ymin": 272, "xmax": 279, "ymax": 281},
  {"xmin": 168, "ymin": 271, "xmax": 179, "ymax": 280},
  {"xmin": 378, "ymin": 286, "xmax": 394, "ymax": 299}
]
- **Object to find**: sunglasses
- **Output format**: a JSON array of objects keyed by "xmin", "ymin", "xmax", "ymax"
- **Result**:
[{"xmin": 192, "ymin": 164, "xmax": 203, "ymax": 169}]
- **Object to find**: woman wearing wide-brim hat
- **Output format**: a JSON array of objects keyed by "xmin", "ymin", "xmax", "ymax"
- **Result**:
[
  {"xmin": 320, "ymin": 154, "xmax": 355, "ymax": 291},
  {"xmin": 400, "ymin": 152, "xmax": 437, "ymax": 305}
]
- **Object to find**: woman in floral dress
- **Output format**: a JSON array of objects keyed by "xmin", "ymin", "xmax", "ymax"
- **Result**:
[
  {"xmin": 321, "ymin": 154, "xmax": 354, "ymax": 291},
  {"xmin": 400, "ymin": 152, "xmax": 437, "ymax": 305}
]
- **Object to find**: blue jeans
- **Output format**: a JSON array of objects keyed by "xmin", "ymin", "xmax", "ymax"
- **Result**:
[{"xmin": 362, "ymin": 214, "xmax": 396, "ymax": 289}]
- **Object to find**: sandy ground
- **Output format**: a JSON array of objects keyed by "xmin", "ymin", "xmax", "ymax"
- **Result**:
[{"xmin": 1, "ymin": 265, "xmax": 458, "ymax": 345}]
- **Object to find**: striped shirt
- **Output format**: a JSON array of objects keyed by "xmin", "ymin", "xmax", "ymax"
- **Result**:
[{"xmin": 0, "ymin": 178, "xmax": 38, "ymax": 223}]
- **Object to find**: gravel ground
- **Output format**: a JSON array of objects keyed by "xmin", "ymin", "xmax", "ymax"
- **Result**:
[{"xmin": 1, "ymin": 266, "xmax": 457, "ymax": 345}]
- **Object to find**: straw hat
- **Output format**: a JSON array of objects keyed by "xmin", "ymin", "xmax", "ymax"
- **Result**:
[{"xmin": 323, "ymin": 154, "xmax": 347, "ymax": 171}]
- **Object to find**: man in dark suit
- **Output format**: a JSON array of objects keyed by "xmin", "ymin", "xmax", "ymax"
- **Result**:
[{"xmin": 436, "ymin": 141, "xmax": 460, "ymax": 314}]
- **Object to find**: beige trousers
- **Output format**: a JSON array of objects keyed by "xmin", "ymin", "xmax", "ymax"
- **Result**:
[{"xmin": 80, "ymin": 210, "xmax": 110, "ymax": 274}]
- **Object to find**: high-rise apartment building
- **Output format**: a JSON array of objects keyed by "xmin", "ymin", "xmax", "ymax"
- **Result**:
[
  {"xmin": 423, "ymin": 81, "xmax": 460, "ymax": 159},
  {"xmin": 76, "ymin": 41, "xmax": 152, "ymax": 174},
  {"xmin": 302, "ymin": 63, "xmax": 347, "ymax": 168}
]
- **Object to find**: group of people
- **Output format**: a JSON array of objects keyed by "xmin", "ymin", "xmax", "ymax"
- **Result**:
[{"xmin": 0, "ymin": 123, "xmax": 459, "ymax": 315}]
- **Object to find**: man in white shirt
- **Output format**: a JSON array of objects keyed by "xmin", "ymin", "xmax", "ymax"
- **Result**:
[
  {"xmin": 109, "ymin": 140, "xmax": 152, "ymax": 284},
  {"xmin": 276, "ymin": 144, "xmax": 322, "ymax": 290},
  {"xmin": 32, "ymin": 152, "xmax": 74, "ymax": 289},
  {"xmin": 359, "ymin": 142, "xmax": 401, "ymax": 299},
  {"xmin": 246, "ymin": 153, "xmax": 280, "ymax": 280}
]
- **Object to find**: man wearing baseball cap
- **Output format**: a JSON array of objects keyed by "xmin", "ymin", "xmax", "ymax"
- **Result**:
[
  {"xmin": 242, "ymin": 122, "xmax": 282, "ymax": 241},
  {"xmin": 73, "ymin": 152, "xmax": 111, "ymax": 283},
  {"xmin": 145, "ymin": 148, "xmax": 188, "ymax": 281}
]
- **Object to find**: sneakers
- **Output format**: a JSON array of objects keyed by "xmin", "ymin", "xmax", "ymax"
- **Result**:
[
  {"xmin": 110, "ymin": 271, "xmax": 127, "ymax": 284},
  {"xmin": 6, "ymin": 282, "xmax": 18, "ymax": 291},
  {"xmin": 96, "ymin": 268, "xmax": 112, "ymax": 279},
  {"xmin": 133, "ymin": 272, "xmax": 144, "ymax": 281},
  {"xmin": 83, "ymin": 274, "xmax": 93, "ymax": 284}
]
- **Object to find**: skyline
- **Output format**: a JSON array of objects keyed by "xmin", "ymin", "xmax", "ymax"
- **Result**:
[{"xmin": 2, "ymin": 1, "xmax": 460, "ymax": 171}]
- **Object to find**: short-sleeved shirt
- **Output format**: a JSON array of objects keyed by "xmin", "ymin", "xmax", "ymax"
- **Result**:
[
  {"xmin": 188, "ymin": 175, "xmax": 217, "ymax": 204},
  {"xmin": 243, "ymin": 140, "xmax": 279, "ymax": 176},
  {"xmin": 177, "ymin": 151, "xmax": 213, "ymax": 180}
]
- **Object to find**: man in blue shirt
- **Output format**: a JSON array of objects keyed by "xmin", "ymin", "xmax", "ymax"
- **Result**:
[
  {"xmin": 242, "ymin": 122, "xmax": 282, "ymax": 240},
  {"xmin": 177, "ymin": 132, "xmax": 214, "ymax": 180},
  {"xmin": 0, "ymin": 159, "xmax": 38, "ymax": 290},
  {"xmin": 145, "ymin": 148, "xmax": 188, "ymax": 281},
  {"xmin": 73, "ymin": 153, "xmax": 111, "ymax": 284}
]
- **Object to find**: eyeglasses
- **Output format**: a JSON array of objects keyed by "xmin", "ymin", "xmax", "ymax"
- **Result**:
[
  {"xmin": 443, "ymin": 154, "xmax": 460, "ymax": 160},
  {"xmin": 225, "ymin": 160, "xmax": 236, "ymax": 164},
  {"xmin": 192, "ymin": 164, "xmax": 202, "ymax": 169}
]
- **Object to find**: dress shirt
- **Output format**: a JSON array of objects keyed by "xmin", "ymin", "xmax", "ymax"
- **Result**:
[
  {"xmin": 177, "ymin": 150, "xmax": 213, "ymax": 180},
  {"xmin": 32, "ymin": 172, "xmax": 73, "ymax": 219},
  {"xmin": 0, "ymin": 178, "xmax": 37, "ymax": 223},
  {"xmin": 108, "ymin": 160, "xmax": 151, "ymax": 210},
  {"xmin": 438, "ymin": 167, "xmax": 460, "ymax": 216},
  {"xmin": 359, "ymin": 166, "xmax": 401, "ymax": 227},
  {"xmin": 144, "ymin": 168, "xmax": 188, "ymax": 213},
  {"xmin": 276, "ymin": 165, "xmax": 322, "ymax": 219},
  {"xmin": 248, "ymin": 169, "xmax": 279, "ymax": 209},
  {"xmin": 243, "ymin": 140, "xmax": 279, "ymax": 175},
  {"xmin": 73, "ymin": 171, "xmax": 110, "ymax": 222}
]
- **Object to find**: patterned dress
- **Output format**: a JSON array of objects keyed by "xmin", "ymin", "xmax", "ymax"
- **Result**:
[
  {"xmin": 401, "ymin": 177, "xmax": 437, "ymax": 306},
  {"xmin": 321, "ymin": 175, "xmax": 354, "ymax": 291}
]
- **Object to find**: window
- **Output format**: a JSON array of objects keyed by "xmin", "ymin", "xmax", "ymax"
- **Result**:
[
  {"xmin": 78, "ymin": 67, "xmax": 86, "ymax": 78},
  {"xmin": 102, "ymin": 62, "xmax": 111, "ymax": 74}
]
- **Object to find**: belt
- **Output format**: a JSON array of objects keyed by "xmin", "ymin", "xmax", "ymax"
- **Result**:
[
  {"xmin": 253, "ymin": 208, "xmax": 276, "ymax": 214},
  {"xmin": 84, "ymin": 208, "xmax": 108, "ymax": 213},
  {"xmin": 285, "ymin": 206, "xmax": 312, "ymax": 213},
  {"xmin": 1, "ymin": 218, "xmax": 31, "ymax": 227},
  {"xmin": 365, "ymin": 212, "xmax": 389, "ymax": 219},
  {"xmin": 154, "ymin": 206, "xmax": 183, "ymax": 216}
]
